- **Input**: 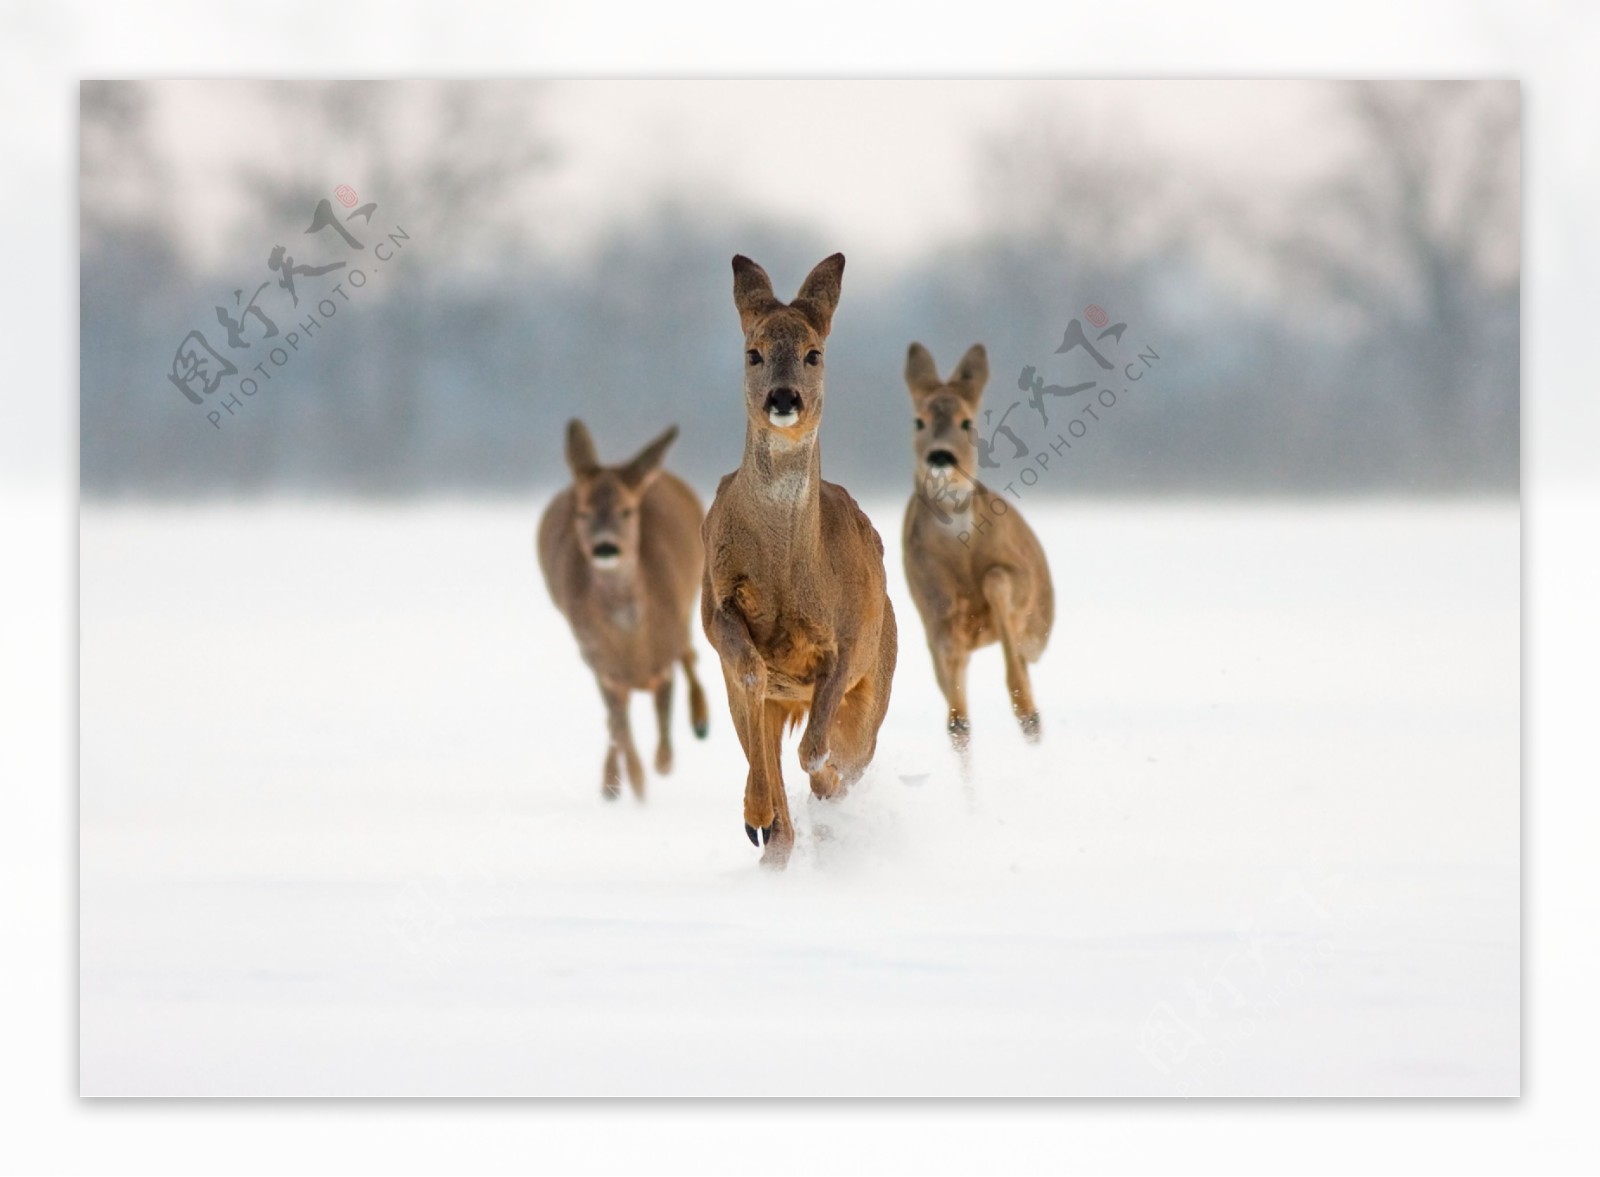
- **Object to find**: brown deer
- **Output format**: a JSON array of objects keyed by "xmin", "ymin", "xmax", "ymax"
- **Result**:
[
  {"xmin": 901, "ymin": 342, "xmax": 1054, "ymax": 756},
  {"xmin": 701, "ymin": 253, "xmax": 898, "ymax": 866},
  {"xmin": 538, "ymin": 420, "xmax": 710, "ymax": 799}
]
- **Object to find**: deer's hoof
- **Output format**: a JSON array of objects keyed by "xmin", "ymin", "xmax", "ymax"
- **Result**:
[
  {"xmin": 602, "ymin": 781, "xmax": 622, "ymax": 801},
  {"xmin": 1019, "ymin": 713, "xmax": 1042, "ymax": 743},
  {"xmin": 745, "ymin": 821, "xmax": 775, "ymax": 847},
  {"xmin": 693, "ymin": 719, "xmax": 709, "ymax": 740},
  {"xmin": 808, "ymin": 762, "xmax": 842, "ymax": 800},
  {"xmin": 799, "ymin": 729, "xmax": 832, "ymax": 774}
]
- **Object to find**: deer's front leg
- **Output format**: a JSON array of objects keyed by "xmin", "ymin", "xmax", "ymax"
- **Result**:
[
  {"xmin": 598, "ymin": 678, "xmax": 646, "ymax": 798},
  {"xmin": 651, "ymin": 673, "xmax": 674, "ymax": 775},
  {"xmin": 798, "ymin": 646, "xmax": 846, "ymax": 798},
  {"xmin": 933, "ymin": 633, "xmax": 973, "ymax": 761},
  {"xmin": 601, "ymin": 745, "xmax": 623, "ymax": 800},
  {"xmin": 707, "ymin": 599, "xmax": 777, "ymax": 845}
]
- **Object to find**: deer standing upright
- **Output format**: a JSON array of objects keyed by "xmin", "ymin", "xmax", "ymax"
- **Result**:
[
  {"xmin": 538, "ymin": 420, "xmax": 710, "ymax": 799},
  {"xmin": 900, "ymin": 341, "xmax": 1054, "ymax": 757},
  {"xmin": 701, "ymin": 253, "xmax": 897, "ymax": 867}
]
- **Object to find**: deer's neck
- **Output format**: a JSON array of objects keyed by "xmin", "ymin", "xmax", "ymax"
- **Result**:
[
  {"xmin": 741, "ymin": 424, "xmax": 823, "ymax": 545},
  {"xmin": 915, "ymin": 466, "xmax": 977, "ymax": 523},
  {"xmin": 588, "ymin": 561, "xmax": 643, "ymax": 627}
]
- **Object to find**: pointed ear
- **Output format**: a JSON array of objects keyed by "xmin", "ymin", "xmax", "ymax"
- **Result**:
[
  {"xmin": 904, "ymin": 342, "xmax": 942, "ymax": 396},
  {"xmin": 620, "ymin": 424, "xmax": 678, "ymax": 491},
  {"xmin": 949, "ymin": 343, "xmax": 989, "ymax": 404},
  {"xmin": 792, "ymin": 252, "xmax": 845, "ymax": 336},
  {"xmin": 732, "ymin": 255, "xmax": 780, "ymax": 334},
  {"xmin": 565, "ymin": 419, "xmax": 600, "ymax": 479}
]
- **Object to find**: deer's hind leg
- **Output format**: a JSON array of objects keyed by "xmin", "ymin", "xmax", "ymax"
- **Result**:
[
  {"xmin": 981, "ymin": 567, "xmax": 1041, "ymax": 743},
  {"xmin": 681, "ymin": 650, "xmax": 710, "ymax": 740}
]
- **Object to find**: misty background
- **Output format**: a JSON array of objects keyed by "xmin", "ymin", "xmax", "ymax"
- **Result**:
[{"xmin": 79, "ymin": 80, "xmax": 1519, "ymax": 499}]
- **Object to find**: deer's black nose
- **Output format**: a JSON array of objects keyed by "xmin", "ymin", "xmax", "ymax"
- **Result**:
[
  {"xmin": 765, "ymin": 388, "xmax": 803, "ymax": 417},
  {"xmin": 926, "ymin": 449, "xmax": 957, "ymax": 468}
]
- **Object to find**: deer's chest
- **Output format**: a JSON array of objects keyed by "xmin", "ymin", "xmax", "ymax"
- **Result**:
[
  {"xmin": 729, "ymin": 577, "xmax": 832, "ymax": 696},
  {"xmin": 569, "ymin": 590, "xmax": 664, "ymax": 684},
  {"xmin": 906, "ymin": 518, "xmax": 999, "ymax": 643}
]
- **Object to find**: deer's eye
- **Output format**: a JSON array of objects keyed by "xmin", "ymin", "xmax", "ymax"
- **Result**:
[
  {"xmin": 747, "ymin": 349, "xmax": 763, "ymax": 366},
  {"xmin": 619, "ymin": 508, "xmax": 634, "ymax": 519},
  {"xmin": 915, "ymin": 419, "xmax": 926, "ymax": 431},
  {"xmin": 961, "ymin": 419, "xmax": 972, "ymax": 431},
  {"xmin": 804, "ymin": 349, "xmax": 822, "ymax": 366}
]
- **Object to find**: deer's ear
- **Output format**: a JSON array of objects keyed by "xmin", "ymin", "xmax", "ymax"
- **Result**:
[
  {"xmin": 732, "ymin": 255, "xmax": 779, "ymax": 334},
  {"xmin": 565, "ymin": 419, "xmax": 600, "ymax": 479},
  {"xmin": 949, "ymin": 343, "xmax": 990, "ymax": 405},
  {"xmin": 904, "ymin": 342, "xmax": 942, "ymax": 396},
  {"xmin": 793, "ymin": 252, "xmax": 845, "ymax": 336},
  {"xmin": 620, "ymin": 424, "xmax": 678, "ymax": 491}
]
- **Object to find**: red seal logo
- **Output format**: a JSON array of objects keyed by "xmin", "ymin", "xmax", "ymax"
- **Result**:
[
  {"xmin": 334, "ymin": 184, "xmax": 359, "ymax": 208},
  {"xmin": 1085, "ymin": 304, "xmax": 1109, "ymax": 329}
]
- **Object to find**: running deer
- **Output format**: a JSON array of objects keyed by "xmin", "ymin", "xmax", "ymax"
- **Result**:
[
  {"xmin": 901, "ymin": 342, "xmax": 1054, "ymax": 755},
  {"xmin": 701, "ymin": 253, "xmax": 898, "ymax": 866},
  {"xmin": 538, "ymin": 420, "xmax": 710, "ymax": 799}
]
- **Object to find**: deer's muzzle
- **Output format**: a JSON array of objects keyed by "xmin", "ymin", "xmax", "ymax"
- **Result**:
[{"xmin": 764, "ymin": 387, "xmax": 803, "ymax": 426}]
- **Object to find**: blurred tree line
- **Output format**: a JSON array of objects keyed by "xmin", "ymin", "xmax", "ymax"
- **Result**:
[{"xmin": 81, "ymin": 81, "xmax": 1518, "ymax": 499}]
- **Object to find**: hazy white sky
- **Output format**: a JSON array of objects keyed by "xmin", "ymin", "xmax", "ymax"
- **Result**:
[
  {"xmin": 140, "ymin": 80, "xmax": 1335, "ymax": 270},
  {"xmin": 513, "ymin": 80, "xmax": 1331, "ymax": 260}
]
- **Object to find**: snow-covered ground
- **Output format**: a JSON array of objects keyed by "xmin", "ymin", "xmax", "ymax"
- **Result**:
[{"xmin": 79, "ymin": 496, "xmax": 1518, "ymax": 1096}]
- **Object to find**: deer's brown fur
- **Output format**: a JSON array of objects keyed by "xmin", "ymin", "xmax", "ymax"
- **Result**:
[
  {"xmin": 701, "ymin": 253, "xmax": 897, "ymax": 866},
  {"xmin": 538, "ymin": 420, "xmax": 709, "ymax": 799},
  {"xmin": 900, "ymin": 342, "xmax": 1053, "ymax": 755}
]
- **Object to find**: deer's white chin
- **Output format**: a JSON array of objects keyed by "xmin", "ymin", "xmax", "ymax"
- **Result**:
[
  {"xmin": 591, "ymin": 553, "xmax": 622, "ymax": 571},
  {"xmin": 921, "ymin": 470, "xmax": 973, "ymax": 515},
  {"xmin": 767, "ymin": 409, "xmax": 800, "ymax": 428}
]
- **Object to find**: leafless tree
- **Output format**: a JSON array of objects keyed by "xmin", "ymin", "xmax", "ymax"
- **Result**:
[
  {"xmin": 241, "ymin": 80, "xmax": 559, "ymax": 274},
  {"xmin": 1282, "ymin": 83, "xmax": 1519, "ymax": 422},
  {"xmin": 975, "ymin": 94, "xmax": 1179, "ymax": 269}
]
